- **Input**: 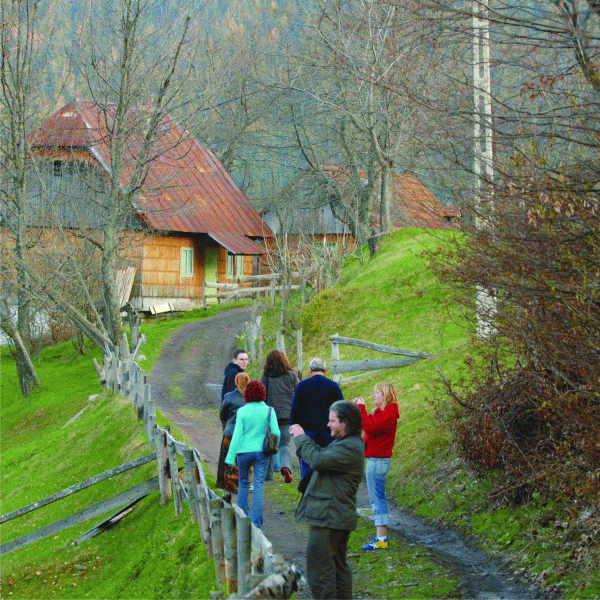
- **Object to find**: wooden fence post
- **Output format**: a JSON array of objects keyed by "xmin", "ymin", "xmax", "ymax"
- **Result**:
[
  {"xmin": 166, "ymin": 436, "xmax": 182, "ymax": 515},
  {"xmin": 209, "ymin": 498, "xmax": 226, "ymax": 585},
  {"xmin": 182, "ymin": 448, "xmax": 200, "ymax": 524},
  {"xmin": 147, "ymin": 413, "xmax": 156, "ymax": 450},
  {"xmin": 276, "ymin": 332, "xmax": 285, "ymax": 354},
  {"xmin": 129, "ymin": 362, "xmax": 137, "ymax": 405},
  {"xmin": 296, "ymin": 329, "xmax": 303, "ymax": 380},
  {"xmin": 154, "ymin": 427, "xmax": 169, "ymax": 506},
  {"xmin": 331, "ymin": 332, "xmax": 340, "ymax": 383},
  {"xmin": 258, "ymin": 327, "xmax": 264, "ymax": 368},
  {"xmin": 237, "ymin": 514, "xmax": 252, "ymax": 596},
  {"xmin": 140, "ymin": 377, "xmax": 150, "ymax": 422},
  {"xmin": 193, "ymin": 450, "xmax": 213, "ymax": 556},
  {"xmin": 221, "ymin": 506, "xmax": 238, "ymax": 593},
  {"xmin": 111, "ymin": 348, "xmax": 119, "ymax": 393},
  {"xmin": 196, "ymin": 481, "xmax": 212, "ymax": 556},
  {"xmin": 270, "ymin": 275, "xmax": 277, "ymax": 307},
  {"xmin": 245, "ymin": 321, "xmax": 256, "ymax": 362},
  {"xmin": 120, "ymin": 333, "xmax": 129, "ymax": 358},
  {"xmin": 301, "ymin": 274, "xmax": 307, "ymax": 305},
  {"xmin": 122, "ymin": 357, "xmax": 131, "ymax": 397}
]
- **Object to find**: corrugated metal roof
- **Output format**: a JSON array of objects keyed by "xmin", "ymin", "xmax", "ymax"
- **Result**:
[{"xmin": 28, "ymin": 99, "xmax": 273, "ymax": 252}]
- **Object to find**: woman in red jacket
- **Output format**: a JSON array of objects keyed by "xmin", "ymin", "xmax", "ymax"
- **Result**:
[{"xmin": 354, "ymin": 382, "xmax": 399, "ymax": 550}]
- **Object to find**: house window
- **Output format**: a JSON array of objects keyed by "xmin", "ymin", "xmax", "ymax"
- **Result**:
[
  {"xmin": 226, "ymin": 254, "xmax": 244, "ymax": 279},
  {"xmin": 180, "ymin": 247, "xmax": 194, "ymax": 277}
]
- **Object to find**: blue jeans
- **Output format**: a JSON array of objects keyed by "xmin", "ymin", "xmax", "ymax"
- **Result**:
[
  {"xmin": 365, "ymin": 457, "xmax": 391, "ymax": 527},
  {"xmin": 236, "ymin": 451, "xmax": 270, "ymax": 528},
  {"xmin": 299, "ymin": 430, "xmax": 332, "ymax": 478}
]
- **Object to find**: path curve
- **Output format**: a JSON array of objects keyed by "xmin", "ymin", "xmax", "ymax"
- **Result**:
[{"xmin": 148, "ymin": 308, "xmax": 541, "ymax": 600}]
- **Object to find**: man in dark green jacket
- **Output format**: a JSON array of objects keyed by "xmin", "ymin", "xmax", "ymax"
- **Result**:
[{"xmin": 290, "ymin": 400, "xmax": 365, "ymax": 599}]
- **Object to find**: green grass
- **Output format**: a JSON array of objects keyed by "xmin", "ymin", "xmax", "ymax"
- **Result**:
[
  {"xmin": 349, "ymin": 519, "xmax": 458, "ymax": 599},
  {"xmin": 0, "ymin": 318, "xmax": 231, "ymax": 599}
]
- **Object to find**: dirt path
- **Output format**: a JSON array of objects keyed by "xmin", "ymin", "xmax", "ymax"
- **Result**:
[{"xmin": 148, "ymin": 308, "xmax": 540, "ymax": 600}]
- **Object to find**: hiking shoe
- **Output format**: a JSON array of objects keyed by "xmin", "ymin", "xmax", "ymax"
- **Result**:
[
  {"xmin": 281, "ymin": 468, "xmax": 293, "ymax": 483},
  {"xmin": 362, "ymin": 537, "xmax": 389, "ymax": 550}
]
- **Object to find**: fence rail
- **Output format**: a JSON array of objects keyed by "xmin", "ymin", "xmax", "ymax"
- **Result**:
[
  {"xmin": 330, "ymin": 333, "xmax": 434, "ymax": 383},
  {"xmin": 201, "ymin": 272, "xmax": 306, "ymax": 310}
]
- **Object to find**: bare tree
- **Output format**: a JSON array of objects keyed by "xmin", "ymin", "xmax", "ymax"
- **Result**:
[
  {"xmin": 69, "ymin": 0, "xmax": 203, "ymax": 345},
  {"xmin": 0, "ymin": 0, "xmax": 69, "ymax": 394},
  {"xmin": 279, "ymin": 0, "xmax": 454, "ymax": 237}
]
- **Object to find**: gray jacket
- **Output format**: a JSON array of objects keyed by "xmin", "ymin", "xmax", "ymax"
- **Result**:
[
  {"xmin": 262, "ymin": 370, "xmax": 298, "ymax": 420},
  {"xmin": 294, "ymin": 434, "xmax": 364, "ymax": 531}
]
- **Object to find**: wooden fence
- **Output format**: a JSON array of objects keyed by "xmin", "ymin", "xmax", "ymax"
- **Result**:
[
  {"xmin": 240, "ymin": 327, "xmax": 433, "ymax": 386},
  {"xmin": 241, "ymin": 316, "xmax": 304, "ymax": 381},
  {"xmin": 330, "ymin": 334, "xmax": 433, "ymax": 383},
  {"xmin": 1, "ymin": 343, "xmax": 302, "ymax": 599},
  {"xmin": 202, "ymin": 273, "xmax": 305, "ymax": 309}
]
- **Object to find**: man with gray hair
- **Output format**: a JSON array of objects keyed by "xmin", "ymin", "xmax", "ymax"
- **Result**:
[{"xmin": 290, "ymin": 357, "xmax": 344, "ymax": 478}]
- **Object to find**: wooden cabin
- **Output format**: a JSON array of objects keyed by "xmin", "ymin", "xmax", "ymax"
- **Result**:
[
  {"xmin": 24, "ymin": 99, "xmax": 273, "ymax": 311},
  {"xmin": 261, "ymin": 169, "xmax": 459, "ymax": 267}
]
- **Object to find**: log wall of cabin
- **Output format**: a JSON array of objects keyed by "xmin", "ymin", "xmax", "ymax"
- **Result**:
[{"xmin": 137, "ymin": 234, "xmax": 205, "ymax": 301}]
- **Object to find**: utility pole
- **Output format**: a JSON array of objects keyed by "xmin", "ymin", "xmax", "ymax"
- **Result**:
[{"xmin": 472, "ymin": 0, "xmax": 496, "ymax": 337}]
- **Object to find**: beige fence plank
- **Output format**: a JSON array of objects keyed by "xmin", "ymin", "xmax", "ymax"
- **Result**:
[{"xmin": 221, "ymin": 506, "xmax": 238, "ymax": 593}]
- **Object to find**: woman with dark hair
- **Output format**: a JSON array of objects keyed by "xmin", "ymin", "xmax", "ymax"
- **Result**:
[
  {"xmin": 216, "ymin": 372, "xmax": 250, "ymax": 493},
  {"xmin": 262, "ymin": 350, "xmax": 299, "ymax": 483},
  {"xmin": 225, "ymin": 381, "xmax": 280, "ymax": 528}
]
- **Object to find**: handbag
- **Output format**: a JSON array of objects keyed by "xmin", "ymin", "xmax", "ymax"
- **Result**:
[{"xmin": 263, "ymin": 407, "xmax": 279, "ymax": 456}]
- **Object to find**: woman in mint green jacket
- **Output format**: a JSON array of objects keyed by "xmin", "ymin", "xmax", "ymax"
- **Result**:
[{"xmin": 225, "ymin": 380, "xmax": 280, "ymax": 528}]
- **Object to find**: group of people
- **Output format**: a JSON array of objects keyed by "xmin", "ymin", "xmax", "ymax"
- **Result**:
[{"xmin": 217, "ymin": 348, "xmax": 400, "ymax": 599}]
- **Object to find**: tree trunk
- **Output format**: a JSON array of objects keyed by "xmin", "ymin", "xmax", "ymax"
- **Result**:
[
  {"xmin": 102, "ymin": 221, "xmax": 122, "ymax": 345},
  {"xmin": 380, "ymin": 162, "xmax": 394, "ymax": 233}
]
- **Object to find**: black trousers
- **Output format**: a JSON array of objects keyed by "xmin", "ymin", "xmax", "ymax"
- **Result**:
[{"xmin": 306, "ymin": 526, "xmax": 352, "ymax": 599}]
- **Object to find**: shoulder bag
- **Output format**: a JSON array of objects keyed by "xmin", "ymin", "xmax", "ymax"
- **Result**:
[{"xmin": 263, "ymin": 407, "xmax": 278, "ymax": 456}]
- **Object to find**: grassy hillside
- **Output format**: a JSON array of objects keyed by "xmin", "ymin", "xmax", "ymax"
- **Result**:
[
  {"xmin": 255, "ymin": 229, "xmax": 467, "ymax": 488},
  {"xmin": 0, "ymin": 312, "xmax": 226, "ymax": 599},
  {"xmin": 252, "ymin": 229, "xmax": 599, "ymax": 599}
]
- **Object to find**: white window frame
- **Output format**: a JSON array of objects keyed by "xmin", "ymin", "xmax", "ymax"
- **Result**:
[
  {"xmin": 226, "ymin": 254, "xmax": 244, "ymax": 279},
  {"xmin": 180, "ymin": 246, "xmax": 194, "ymax": 277}
]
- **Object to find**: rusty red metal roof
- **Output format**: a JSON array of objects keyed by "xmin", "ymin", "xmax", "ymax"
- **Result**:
[
  {"xmin": 392, "ymin": 174, "xmax": 460, "ymax": 230},
  {"xmin": 28, "ymin": 99, "xmax": 272, "ymax": 254},
  {"xmin": 322, "ymin": 166, "xmax": 460, "ymax": 230}
]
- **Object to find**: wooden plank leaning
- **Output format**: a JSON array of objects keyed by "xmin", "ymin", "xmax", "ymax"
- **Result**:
[
  {"xmin": 0, "ymin": 454, "xmax": 157, "ymax": 524},
  {"xmin": 1, "ymin": 477, "xmax": 159, "ymax": 556}
]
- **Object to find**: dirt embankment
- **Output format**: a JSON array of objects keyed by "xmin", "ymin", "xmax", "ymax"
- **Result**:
[{"xmin": 148, "ymin": 308, "xmax": 542, "ymax": 600}]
